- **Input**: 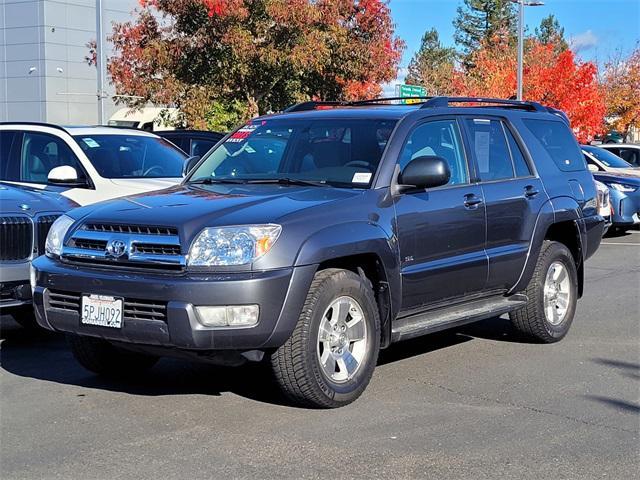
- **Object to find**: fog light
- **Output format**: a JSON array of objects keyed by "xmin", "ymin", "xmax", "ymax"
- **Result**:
[{"xmin": 195, "ymin": 305, "xmax": 259, "ymax": 327}]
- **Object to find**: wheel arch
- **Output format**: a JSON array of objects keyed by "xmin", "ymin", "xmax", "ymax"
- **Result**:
[{"xmin": 294, "ymin": 222, "xmax": 401, "ymax": 349}]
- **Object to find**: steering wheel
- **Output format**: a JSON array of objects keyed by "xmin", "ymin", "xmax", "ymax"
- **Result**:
[
  {"xmin": 143, "ymin": 165, "xmax": 165, "ymax": 177},
  {"xmin": 344, "ymin": 160, "xmax": 371, "ymax": 170}
]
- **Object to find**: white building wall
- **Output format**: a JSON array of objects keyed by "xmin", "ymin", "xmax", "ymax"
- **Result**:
[{"xmin": 0, "ymin": 0, "xmax": 137, "ymax": 124}]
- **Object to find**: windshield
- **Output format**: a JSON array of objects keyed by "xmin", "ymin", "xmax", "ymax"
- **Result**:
[
  {"xmin": 583, "ymin": 146, "xmax": 634, "ymax": 169},
  {"xmin": 188, "ymin": 118, "xmax": 398, "ymax": 187},
  {"xmin": 73, "ymin": 134, "xmax": 187, "ymax": 178}
]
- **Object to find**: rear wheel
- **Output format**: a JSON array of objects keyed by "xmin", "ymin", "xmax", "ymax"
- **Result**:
[
  {"xmin": 510, "ymin": 240, "xmax": 578, "ymax": 343},
  {"xmin": 68, "ymin": 335, "xmax": 158, "ymax": 377},
  {"xmin": 271, "ymin": 268, "xmax": 380, "ymax": 408}
]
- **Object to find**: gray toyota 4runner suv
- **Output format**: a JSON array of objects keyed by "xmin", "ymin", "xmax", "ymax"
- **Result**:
[{"xmin": 32, "ymin": 97, "xmax": 604, "ymax": 408}]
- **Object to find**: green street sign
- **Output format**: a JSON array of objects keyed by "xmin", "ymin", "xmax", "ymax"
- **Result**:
[{"xmin": 396, "ymin": 84, "xmax": 427, "ymax": 104}]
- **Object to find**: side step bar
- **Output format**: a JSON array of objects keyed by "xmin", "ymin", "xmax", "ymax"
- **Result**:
[{"xmin": 391, "ymin": 294, "xmax": 528, "ymax": 343}]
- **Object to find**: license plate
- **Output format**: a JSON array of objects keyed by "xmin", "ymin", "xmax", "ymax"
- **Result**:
[{"xmin": 81, "ymin": 295, "xmax": 123, "ymax": 328}]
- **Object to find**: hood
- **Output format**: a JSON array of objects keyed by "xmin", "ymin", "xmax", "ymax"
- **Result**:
[
  {"xmin": 109, "ymin": 177, "xmax": 181, "ymax": 190},
  {"xmin": 593, "ymin": 172, "xmax": 640, "ymax": 186},
  {"xmin": 69, "ymin": 184, "xmax": 362, "ymax": 239},
  {"xmin": 0, "ymin": 182, "xmax": 77, "ymax": 216}
]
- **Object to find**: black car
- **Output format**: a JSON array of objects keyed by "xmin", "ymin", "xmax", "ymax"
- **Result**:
[
  {"xmin": 0, "ymin": 183, "xmax": 75, "ymax": 327},
  {"xmin": 32, "ymin": 97, "xmax": 604, "ymax": 408},
  {"xmin": 158, "ymin": 130, "xmax": 225, "ymax": 158}
]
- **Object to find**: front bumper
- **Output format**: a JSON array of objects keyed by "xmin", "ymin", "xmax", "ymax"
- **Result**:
[
  {"xmin": 0, "ymin": 261, "xmax": 32, "ymax": 309},
  {"xmin": 610, "ymin": 190, "xmax": 640, "ymax": 226},
  {"xmin": 32, "ymin": 256, "xmax": 316, "ymax": 351}
]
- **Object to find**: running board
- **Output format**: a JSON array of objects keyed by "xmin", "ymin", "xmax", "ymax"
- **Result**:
[{"xmin": 391, "ymin": 294, "xmax": 528, "ymax": 343}]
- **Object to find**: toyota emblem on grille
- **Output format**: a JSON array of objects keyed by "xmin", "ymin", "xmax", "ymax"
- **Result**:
[{"xmin": 106, "ymin": 239, "xmax": 127, "ymax": 258}]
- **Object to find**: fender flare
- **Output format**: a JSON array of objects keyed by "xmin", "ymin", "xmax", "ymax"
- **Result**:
[{"xmin": 509, "ymin": 196, "xmax": 584, "ymax": 295}]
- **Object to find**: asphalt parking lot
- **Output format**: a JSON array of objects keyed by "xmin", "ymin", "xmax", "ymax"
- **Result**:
[{"xmin": 1, "ymin": 231, "xmax": 639, "ymax": 480}]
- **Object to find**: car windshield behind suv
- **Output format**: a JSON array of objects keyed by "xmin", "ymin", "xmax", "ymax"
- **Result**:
[
  {"xmin": 73, "ymin": 134, "xmax": 186, "ymax": 178},
  {"xmin": 189, "ymin": 118, "xmax": 397, "ymax": 187},
  {"xmin": 583, "ymin": 145, "xmax": 635, "ymax": 169}
]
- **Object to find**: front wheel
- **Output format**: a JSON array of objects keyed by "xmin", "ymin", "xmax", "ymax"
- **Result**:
[
  {"xmin": 510, "ymin": 241, "xmax": 578, "ymax": 343},
  {"xmin": 271, "ymin": 268, "xmax": 380, "ymax": 408}
]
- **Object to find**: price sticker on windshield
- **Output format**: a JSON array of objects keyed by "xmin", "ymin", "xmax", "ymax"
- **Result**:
[
  {"xmin": 227, "ymin": 124, "xmax": 258, "ymax": 143},
  {"xmin": 352, "ymin": 172, "xmax": 372, "ymax": 184}
]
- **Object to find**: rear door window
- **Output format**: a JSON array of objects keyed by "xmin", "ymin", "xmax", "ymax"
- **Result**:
[
  {"xmin": 522, "ymin": 119, "xmax": 586, "ymax": 172},
  {"xmin": 465, "ymin": 119, "xmax": 515, "ymax": 181},
  {"xmin": 504, "ymin": 126, "xmax": 532, "ymax": 177}
]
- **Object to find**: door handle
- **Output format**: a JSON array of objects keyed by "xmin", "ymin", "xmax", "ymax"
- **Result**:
[
  {"xmin": 524, "ymin": 185, "xmax": 540, "ymax": 198},
  {"xmin": 464, "ymin": 194, "xmax": 483, "ymax": 208}
]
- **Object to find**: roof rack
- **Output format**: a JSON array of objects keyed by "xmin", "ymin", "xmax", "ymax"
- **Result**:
[
  {"xmin": 421, "ymin": 97, "xmax": 546, "ymax": 112},
  {"xmin": 284, "ymin": 96, "xmax": 434, "ymax": 112},
  {"xmin": 283, "ymin": 96, "xmax": 549, "ymax": 113},
  {"xmin": 284, "ymin": 101, "xmax": 348, "ymax": 112},
  {"xmin": 0, "ymin": 121, "xmax": 69, "ymax": 132}
]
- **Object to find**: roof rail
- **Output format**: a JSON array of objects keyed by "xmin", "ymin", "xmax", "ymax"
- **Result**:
[
  {"xmin": 284, "ymin": 96, "xmax": 435, "ymax": 112},
  {"xmin": 0, "ymin": 121, "xmax": 69, "ymax": 133},
  {"xmin": 421, "ymin": 97, "xmax": 546, "ymax": 112},
  {"xmin": 348, "ymin": 96, "xmax": 434, "ymax": 106},
  {"xmin": 284, "ymin": 101, "xmax": 347, "ymax": 112}
]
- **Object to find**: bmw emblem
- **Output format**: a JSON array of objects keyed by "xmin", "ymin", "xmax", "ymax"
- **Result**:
[
  {"xmin": 19, "ymin": 204, "xmax": 31, "ymax": 211},
  {"xmin": 106, "ymin": 239, "xmax": 127, "ymax": 258}
]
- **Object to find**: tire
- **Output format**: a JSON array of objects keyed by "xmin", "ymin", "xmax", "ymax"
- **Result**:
[
  {"xmin": 68, "ymin": 335, "xmax": 158, "ymax": 377},
  {"xmin": 509, "ymin": 240, "xmax": 578, "ymax": 343},
  {"xmin": 271, "ymin": 268, "xmax": 381, "ymax": 408},
  {"xmin": 11, "ymin": 306, "xmax": 41, "ymax": 331}
]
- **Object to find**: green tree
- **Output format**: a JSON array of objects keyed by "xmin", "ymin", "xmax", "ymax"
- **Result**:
[
  {"xmin": 535, "ymin": 14, "xmax": 568, "ymax": 53},
  {"xmin": 453, "ymin": 0, "xmax": 517, "ymax": 57},
  {"xmin": 405, "ymin": 28, "xmax": 456, "ymax": 95}
]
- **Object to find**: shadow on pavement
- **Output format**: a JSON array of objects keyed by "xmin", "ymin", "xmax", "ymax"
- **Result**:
[
  {"xmin": 2, "ymin": 313, "xmax": 532, "ymax": 405},
  {"xmin": 584, "ymin": 395, "xmax": 640, "ymax": 414}
]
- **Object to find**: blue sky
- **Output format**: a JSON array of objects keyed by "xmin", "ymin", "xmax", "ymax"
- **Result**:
[{"xmin": 386, "ymin": 0, "xmax": 640, "ymax": 90}]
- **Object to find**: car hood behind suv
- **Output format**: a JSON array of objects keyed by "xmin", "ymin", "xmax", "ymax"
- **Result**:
[
  {"xmin": 0, "ymin": 182, "xmax": 77, "ymax": 216},
  {"xmin": 68, "ymin": 184, "xmax": 362, "ymax": 239}
]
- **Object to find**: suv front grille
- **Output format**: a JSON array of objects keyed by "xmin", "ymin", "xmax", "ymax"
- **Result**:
[
  {"xmin": 83, "ymin": 223, "xmax": 178, "ymax": 236},
  {"xmin": 62, "ymin": 222, "xmax": 184, "ymax": 270},
  {"xmin": 131, "ymin": 243, "xmax": 181, "ymax": 256},
  {"xmin": 48, "ymin": 290, "xmax": 168, "ymax": 322},
  {"xmin": 0, "ymin": 216, "xmax": 33, "ymax": 260}
]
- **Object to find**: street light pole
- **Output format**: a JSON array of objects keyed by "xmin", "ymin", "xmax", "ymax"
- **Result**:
[
  {"xmin": 95, "ymin": 0, "xmax": 106, "ymax": 124},
  {"xmin": 512, "ymin": 0, "xmax": 544, "ymax": 101}
]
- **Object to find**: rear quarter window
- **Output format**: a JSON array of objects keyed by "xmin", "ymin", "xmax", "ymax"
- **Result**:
[{"xmin": 522, "ymin": 119, "xmax": 586, "ymax": 172}]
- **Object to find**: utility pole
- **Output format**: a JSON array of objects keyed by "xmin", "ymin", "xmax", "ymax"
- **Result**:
[
  {"xmin": 512, "ymin": 0, "xmax": 544, "ymax": 100},
  {"xmin": 95, "ymin": 0, "xmax": 106, "ymax": 124}
]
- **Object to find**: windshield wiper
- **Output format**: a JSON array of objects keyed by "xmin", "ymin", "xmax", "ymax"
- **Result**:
[
  {"xmin": 243, "ymin": 178, "xmax": 328, "ymax": 187},
  {"xmin": 189, "ymin": 177, "xmax": 248, "ymax": 185}
]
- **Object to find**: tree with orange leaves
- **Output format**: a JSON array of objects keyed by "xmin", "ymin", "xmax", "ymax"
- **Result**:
[
  {"xmin": 603, "ymin": 45, "xmax": 640, "ymax": 142},
  {"xmin": 100, "ymin": 0, "xmax": 403, "ymax": 129},
  {"xmin": 452, "ymin": 37, "xmax": 606, "ymax": 143}
]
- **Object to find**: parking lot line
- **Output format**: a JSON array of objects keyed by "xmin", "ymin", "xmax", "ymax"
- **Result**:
[{"xmin": 600, "ymin": 242, "xmax": 640, "ymax": 246}]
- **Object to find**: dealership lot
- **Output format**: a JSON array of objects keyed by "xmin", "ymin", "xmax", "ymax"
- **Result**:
[{"xmin": 1, "ymin": 231, "xmax": 639, "ymax": 480}]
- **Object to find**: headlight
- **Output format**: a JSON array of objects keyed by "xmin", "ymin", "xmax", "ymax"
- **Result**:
[
  {"xmin": 606, "ymin": 182, "xmax": 637, "ymax": 193},
  {"xmin": 188, "ymin": 224, "xmax": 282, "ymax": 267},
  {"xmin": 45, "ymin": 215, "xmax": 75, "ymax": 257}
]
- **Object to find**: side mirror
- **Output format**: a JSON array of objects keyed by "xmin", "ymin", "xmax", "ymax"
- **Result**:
[
  {"xmin": 587, "ymin": 163, "xmax": 599, "ymax": 173},
  {"xmin": 398, "ymin": 156, "xmax": 451, "ymax": 190},
  {"xmin": 48, "ymin": 166, "xmax": 84, "ymax": 186},
  {"xmin": 183, "ymin": 155, "xmax": 201, "ymax": 176}
]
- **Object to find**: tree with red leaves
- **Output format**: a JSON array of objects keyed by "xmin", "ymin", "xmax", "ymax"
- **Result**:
[
  {"xmin": 103, "ymin": 0, "xmax": 403, "ymax": 129},
  {"xmin": 452, "ymin": 37, "xmax": 606, "ymax": 143}
]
